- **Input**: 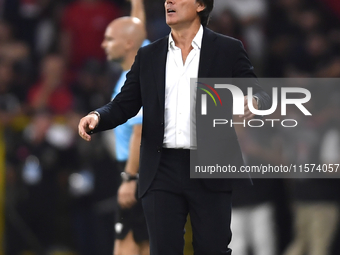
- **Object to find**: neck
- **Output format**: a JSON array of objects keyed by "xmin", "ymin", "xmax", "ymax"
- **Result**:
[{"xmin": 171, "ymin": 21, "xmax": 201, "ymax": 49}]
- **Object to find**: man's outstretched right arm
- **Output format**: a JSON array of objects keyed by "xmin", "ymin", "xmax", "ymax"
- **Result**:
[{"xmin": 78, "ymin": 46, "xmax": 143, "ymax": 141}]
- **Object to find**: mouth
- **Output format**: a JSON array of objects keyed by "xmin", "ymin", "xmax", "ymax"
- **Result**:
[{"xmin": 167, "ymin": 8, "xmax": 176, "ymax": 14}]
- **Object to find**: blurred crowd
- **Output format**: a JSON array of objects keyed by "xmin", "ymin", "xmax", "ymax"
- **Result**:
[{"xmin": 0, "ymin": 0, "xmax": 340, "ymax": 254}]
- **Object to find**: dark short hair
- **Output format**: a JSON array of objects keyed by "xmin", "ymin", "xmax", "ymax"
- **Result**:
[{"xmin": 197, "ymin": 0, "xmax": 214, "ymax": 27}]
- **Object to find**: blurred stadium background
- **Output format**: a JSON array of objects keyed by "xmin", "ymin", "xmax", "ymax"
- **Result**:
[{"xmin": 0, "ymin": 0, "xmax": 340, "ymax": 254}]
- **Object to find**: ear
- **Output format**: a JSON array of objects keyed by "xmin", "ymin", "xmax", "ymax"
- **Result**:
[
  {"xmin": 125, "ymin": 39, "xmax": 134, "ymax": 50},
  {"xmin": 197, "ymin": 1, "xmax": 206, "ymax": 13}
]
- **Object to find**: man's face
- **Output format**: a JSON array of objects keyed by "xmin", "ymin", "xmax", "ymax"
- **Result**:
[
  {"xmin": 101, "ymin": 23, "xmax": 126, "ymax": 63},
  {"xmin": 165, "ymin": 0, "xmax": 205, "ymax": 28}
]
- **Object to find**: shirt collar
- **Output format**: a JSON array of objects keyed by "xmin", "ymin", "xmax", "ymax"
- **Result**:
[{"xmin": 168, "ymin": 25, "xmax": 203, "ymax": 50}]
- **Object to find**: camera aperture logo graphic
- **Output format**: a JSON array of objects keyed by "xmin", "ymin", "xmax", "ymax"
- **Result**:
[{"xmin": 197, "ymin": 82, "xmax": 222, "ymax": 115}]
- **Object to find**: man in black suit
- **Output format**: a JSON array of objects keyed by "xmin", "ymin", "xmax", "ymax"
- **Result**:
[{"xmin": 78, "ymin": 0, "xmax": 271, "ymax": 254}]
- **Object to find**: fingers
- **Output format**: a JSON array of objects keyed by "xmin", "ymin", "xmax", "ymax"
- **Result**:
[
  {"xmin": 78, "ymin": 114, "xmax": 99, "ymax": 141},
  {"xmin": 88, "ymin": 116, "xmax": 98, "ymax": 130},
  {"xmin": 78, "ymin": 118, "xmax": 91, "ymax": 141},
  {"xmin": 239, "ymin": 96, "xmax": 257, "ymax": 120},
  {"xmin": 243, "ymin": 112, "xmax": 255, "ymax": 120},
  {"xmin": 240, "ymin": 108, "xmax": 255, "ymax": 120}
]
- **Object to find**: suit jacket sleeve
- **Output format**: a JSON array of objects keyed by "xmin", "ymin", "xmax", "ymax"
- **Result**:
[{"xmin": 233, "ymin": 40, "xmax": 271, "ymax": 110}]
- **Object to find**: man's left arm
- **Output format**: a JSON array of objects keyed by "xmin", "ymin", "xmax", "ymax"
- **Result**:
[{"xmin": 232, "ymin": 40, "xmax": 271, "ymax": 119}]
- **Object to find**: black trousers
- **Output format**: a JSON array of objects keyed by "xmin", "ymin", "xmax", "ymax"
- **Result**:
[{"xmin": 141, "ymin": 149, "xmax": 232, "ymax": 255}]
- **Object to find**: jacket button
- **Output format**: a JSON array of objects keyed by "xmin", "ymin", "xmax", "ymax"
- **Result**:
[
  {"xmin": 160, "ymin": 122, "xmax": 164, "ymax": 126},
  {"xmin": 157, "ymin": 146, "xmax": 161, "ymax": 153}
]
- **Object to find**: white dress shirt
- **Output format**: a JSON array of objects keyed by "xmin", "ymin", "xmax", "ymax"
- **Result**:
[{"xmin": 163, "ymin": 25, "xmax": 203, "ymax": 149}]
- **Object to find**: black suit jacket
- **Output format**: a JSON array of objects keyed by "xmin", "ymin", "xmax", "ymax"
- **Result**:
[{"xmin": 94, "ymin": 28, "xmax": 271, "ymax": 197}]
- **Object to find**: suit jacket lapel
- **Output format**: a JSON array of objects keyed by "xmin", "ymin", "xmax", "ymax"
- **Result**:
[
  {"xmin": 196, "ymin": 28, "xmax": 217, "ymax": 144},
  {"xmin": 198, "ymin": 28, "xmax": 217, "ymax": 78},
  {"xmin": 152, "ymin": 36, "xmax": 168, "ymax": 114}
]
